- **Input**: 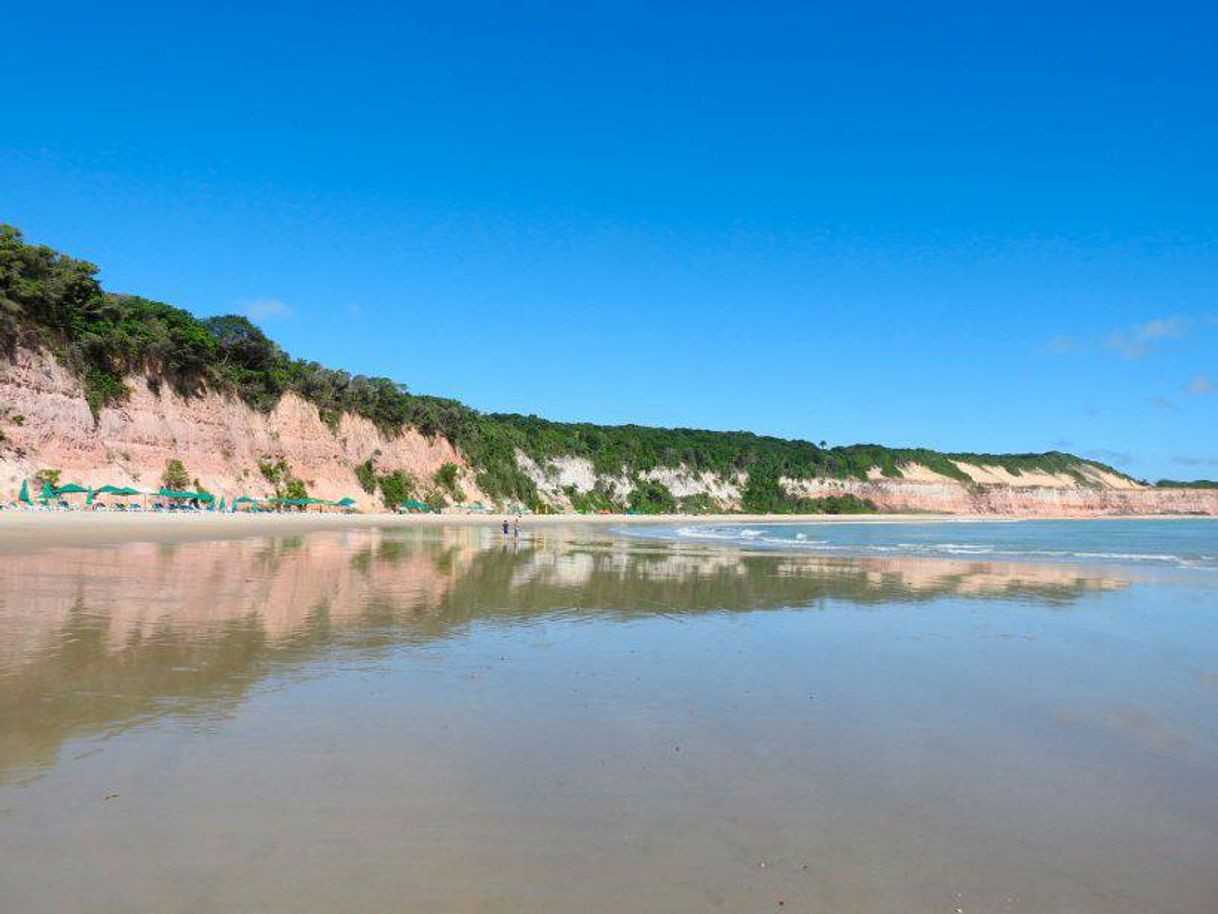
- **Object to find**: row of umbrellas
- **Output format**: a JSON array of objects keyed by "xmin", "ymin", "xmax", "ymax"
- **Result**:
[{"xmin": 16, "ymin": 480, "xmax": 357, "ymax": 511}]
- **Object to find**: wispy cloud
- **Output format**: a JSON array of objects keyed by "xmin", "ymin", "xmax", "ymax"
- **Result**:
[
  {"xmin": 1043, "ymin": 335, "xmax": 1079, "ymax": 355},
  {"xmin": 1086, "ymin": 449, "xmax": 1134, "ymax": 465},
  {"xmin": 241, "ymin": 298, "xmax": 292, "ymax": 321},
  {"xmin": 1104, "ymin": 317, "xmax": 1187, "ymax": 359},
  {"xmin": 1150, "ymin": 396, "xmax": 1177, "ymax": 411},
  {"xmin": 1172, "ymin": 455, "xmax": 1218, "ymax": 468},
  {"xmin": 1187, "ymin": 374, "xmax": 1213, "ymax": 395}
]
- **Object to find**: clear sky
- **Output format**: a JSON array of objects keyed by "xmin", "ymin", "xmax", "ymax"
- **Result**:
[{"xmin": 3, "ymin": 1, "xmax": 1215, "ymax": 479}]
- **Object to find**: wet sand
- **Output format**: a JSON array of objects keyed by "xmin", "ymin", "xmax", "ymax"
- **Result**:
[
  {"xmin": 0, "ymin": 525, "xmax": 1215, "ymax": 912},
  {"xmin": 0, "ymin": 510, "xmax": 973, "ymax": 550},
  {"xmin": 0, "ymin": 509, "xmax": 1203, "ymax": 551}
]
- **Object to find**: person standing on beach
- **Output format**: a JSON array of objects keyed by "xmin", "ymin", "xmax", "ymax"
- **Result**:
[
  {"xmin": 502, "ymin": 519, "xmax": 510, "ymax": 536},
  {"xmin": 513, "ymin": 516, "xmax": 521, "ymax": 538}
]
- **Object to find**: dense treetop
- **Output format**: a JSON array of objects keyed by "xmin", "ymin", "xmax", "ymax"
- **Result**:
[{"xmin": 0, "ymin": 224, "xmax": 1135, "ymax": 507}]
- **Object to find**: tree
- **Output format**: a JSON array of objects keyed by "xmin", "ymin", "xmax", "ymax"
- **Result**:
[
  {"xmin": 33, "ymin": 468, "xmax": 62, "ymax": 488},
  {"xmin": 355, "ymin": 459, "xmax": 377, "ymax": 494},
  {"xmin": 377, "ymin": 469, "xmax": 416, "ymax": 508},
  {"xmin": 162, "ymin": 458, "xmax": 191, "ymax": 490},
  {"xmin": 283, "ymin": 477, "xmax": 308, "ymax": 500},
  {"xmin": 627, "ymin": 480, "xmax": 677, "ymax": 514}
]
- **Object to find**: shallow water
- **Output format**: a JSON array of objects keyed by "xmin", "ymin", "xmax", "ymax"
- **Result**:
[
  {"xmin": 644, "ymin": 517, "xmax": 1218, "ymax": 568},
  {"xmin": 0, "ymin": 522, "xmax": 1216, "ymax": 912}
]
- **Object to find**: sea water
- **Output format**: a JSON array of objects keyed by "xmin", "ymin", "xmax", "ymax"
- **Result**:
[{"xmin": 644, "ymin": 517, "xmax": 1218, "ymax": 568}]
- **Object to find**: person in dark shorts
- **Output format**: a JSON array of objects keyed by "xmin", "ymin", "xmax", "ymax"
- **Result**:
[{"xmin": 502, "ymin": 519, "xmax": 510, "ymax": 536}]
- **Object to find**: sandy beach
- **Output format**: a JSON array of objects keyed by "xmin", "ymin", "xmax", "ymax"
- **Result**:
[
  {"xmin": 2, "ymin": 516, "xmax": 1216, "ymax": 912},
  {"xmin": 0, "ymin": 510, "xmax": 951, "ymax": 548},
  {"xmin": 1, "ymin": 509, "xmax": 1210, "ymax": 551}
]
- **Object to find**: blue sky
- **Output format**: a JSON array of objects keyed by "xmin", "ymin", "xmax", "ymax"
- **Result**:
[{"xmin": 2, "ymin": 1, "xmax": 1215, "ymax": 479}]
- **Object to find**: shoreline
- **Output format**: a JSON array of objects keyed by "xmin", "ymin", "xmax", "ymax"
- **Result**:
[{"xmin": 0, "ymin": 509, "xmax": 1211, "ymax": 550}]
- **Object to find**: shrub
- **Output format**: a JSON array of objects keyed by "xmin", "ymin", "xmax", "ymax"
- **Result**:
[
  {"xmin": 627, "ymin": 479, "xmax": 677, "ymax": 514},
  {"xmin": 678, "ymin": 493, "xmax": 721, "ymax": 514},
  {"xmin": 257, "ymin": 455, "xmax": 308, "ymax": 498},
  {"xmin": 377, "ymin": 469, "xmax": 417, "ymax": 508},
  {"xmin": 432, "ymin": 462, "xmax": 461, "ymax": 497},
  {"xmin": 355, "ymin": 459, "xmax": 377, "ymax": 494},
  {"xmin": 33, "ymin": 468, "xmax": 62, "ymax": 488},
  {"xmin": 283, "ymin": 477, "xmax": 308, "ymax": 500}
]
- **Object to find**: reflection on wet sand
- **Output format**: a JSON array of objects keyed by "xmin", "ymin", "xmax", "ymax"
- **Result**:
[
  {"xmin": 0, "ymin": 527, "xmax": 1128, "ymax": 783},
  {"xmin": 1, "ymin": 526, "xmax": 1216, "ymax": 914}
]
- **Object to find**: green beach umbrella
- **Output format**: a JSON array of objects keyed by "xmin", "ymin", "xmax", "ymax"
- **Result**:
[
  {"xmin": 54, "ymin": 483, "xmax": 89, "ymax": 495},
  {"xmin": 93, "ymin": 484, "xmax": 139, "ymax": 496},
  {"xmin": 334, "ymin": 497, "xmax": 356, "ymax": 508},
  {"xmin": 41, "ymin": 481, "xmax": 54, "ymax": 501},
  {"xmin": 18, "ymin": 480, "xmax": 31, "ymax": 504},
  {"xmin": 157, "ymin": 488, "xmax": 215, "ymax": 502},
  {"xmin": 87, "ymin": 485, "xmax": 140, "ymax": 505}
]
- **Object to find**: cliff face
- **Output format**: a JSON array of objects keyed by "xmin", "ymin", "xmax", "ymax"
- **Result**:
[
  {"xmin": 515, "ymin": 455, "xmax": 1218, "ymax": 517},
  {"xmin": 780, "ymin": 474, "xmax": 1218, "ymax": 516},
  {"xmin": 3, "ymin": 347, "xmax": 1216, "ymax": 515},
  {"xmin": 0, "ymin": 347, "xmax": 480, "ymax": 509}
]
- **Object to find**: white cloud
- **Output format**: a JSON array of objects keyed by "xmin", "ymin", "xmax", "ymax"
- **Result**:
[
  {"xmin": 1104, "ymin": 317, "xmax": 1187, "ymax": 359},
  {"xmin": 241, "ymin": 298, "xmax": 292, "ymax": 321},
  {"xmin": 1043, "ymin": 335, "xmax": 1078, "ymax": 355},
  {"xmin": 1187, "ymin": 374, "xmax": 1214, "ymax": 395},
  {"xmin": 1150, "ymin": 396, "xmax": 1177, "ymax": 411}
]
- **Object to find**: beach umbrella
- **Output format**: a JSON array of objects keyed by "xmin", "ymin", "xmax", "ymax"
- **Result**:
[
  {"xmin": 88, "ymin": 485, "xmax": 139, "ymax": 506},
  {"xmin": 157, "ymin": 488, "xmax": 215, "ymax": 502},
  {"xmin": 94, "ymin": 484, "xmax": 137, "ymax": 496},
  {"xmin": 18, "ymin": 480, "xmax": 31, "ymax": 504},
  {"xmin": 41, "ymin": 481, "xmax": 53, "ymax": 501},
  {"xmin": 54, "ymin": 483, "xmax": 89, "ymax": 495},
  {"xmin": 334, "ymin": 497, "xmax": 356, "ymax": 508}
]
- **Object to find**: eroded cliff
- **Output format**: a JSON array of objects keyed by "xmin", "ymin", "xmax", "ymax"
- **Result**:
[
  {"xmin": 3, "ymin": 347, "xmax": 1216, "ymax": 516},
  {"xmin": 0, "ymin": 347, "xmax": 481, "ymax": 510}
]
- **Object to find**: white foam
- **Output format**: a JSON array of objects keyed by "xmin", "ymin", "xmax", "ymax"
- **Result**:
[{"xmin": 660, "ymin": 525, "xmax": 1216, "ymax": 569}]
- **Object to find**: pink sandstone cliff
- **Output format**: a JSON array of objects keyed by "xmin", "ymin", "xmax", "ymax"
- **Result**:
[
  {"xmin": 2, "ymin": 346, "xmax": 1215, "ymax": 515},
  {"xmin": 0, "ymin": 347, "xmax": 482, "ymax": 510}
]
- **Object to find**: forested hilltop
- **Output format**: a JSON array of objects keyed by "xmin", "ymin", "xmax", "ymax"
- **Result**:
[{"xmin": 0, "ymin": 224, "xmax": 1145, "ymax": 512}]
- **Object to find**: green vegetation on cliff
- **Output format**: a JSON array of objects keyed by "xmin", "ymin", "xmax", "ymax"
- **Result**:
[{"xmin": 0, "ymin": 224, "xmax": 1139, "ymax": 507}]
